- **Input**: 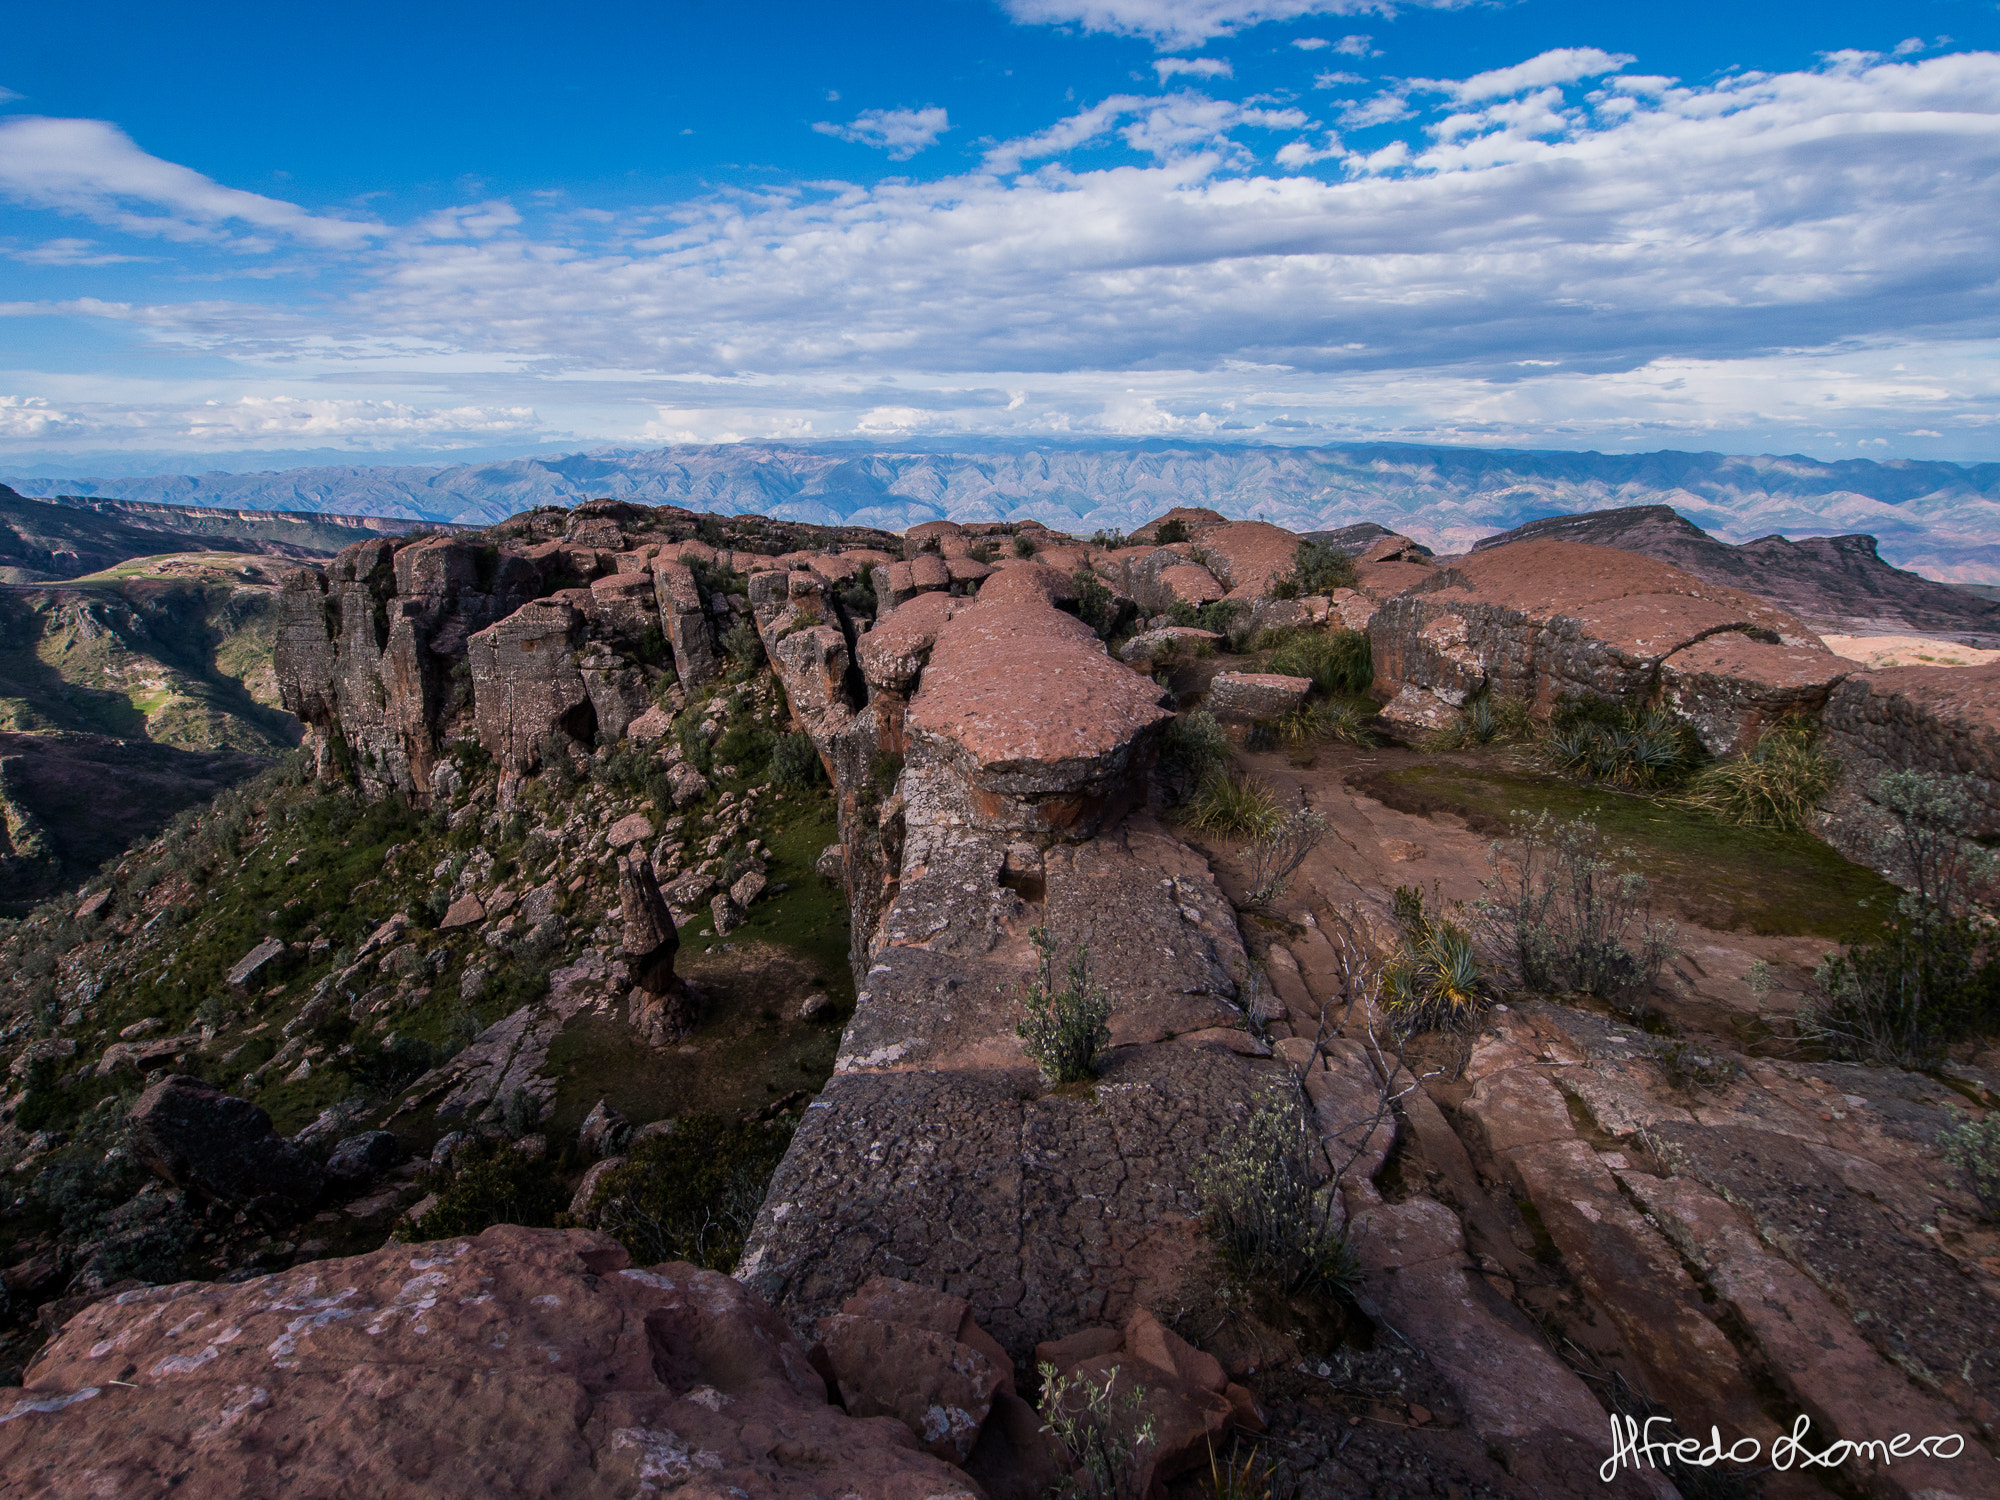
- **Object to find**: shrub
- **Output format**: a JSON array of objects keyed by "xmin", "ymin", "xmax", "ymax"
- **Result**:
[
  {"xmin": 1270, "ymin": 540, "xmax": 1356, "ymax": 599},
  {"xmin": 1165, "ymin": 598, "xmax": 1243, "ymax": 635},
  {"xmin": 1184, "ymin": 770, "xmax": 1281, "ymax": 839},
  {"xmin": 1479, "ymin": 811, "xmax": 1677, "ymax": 1017},
  {"xmin": 771, "ymin": 731, "xmax": 824, "ymax": 789},
  {"xmin": 1038, "ymin": 1363, "xmax": 1158, "ymax": 1500},
  {"xmin": 1873, "ymin": 770, "xmax": 1997, "ymax": 916},
  {"xmin": 1674, "ymin": 719, "xmax": 1839, "ymax": 833},
  {"xmin": 1153, "ymin": 517, "xmax": 1188, "ymax": 545},
  {"xmin": 1382, "ymin": 885, "xmax": 1489, "ymax": 1032},
  {"xmin": 587, "ymin": 1114, "xmax": 795, "ymax": 1272},
  {"xmin": 1798, "ymin": 898, "xmax": 1999, "ymax": 1067},
  {"xmin": 1013, "ymin": 533, "xmax": 1039, "ymax": 559},
  {"xmin": 415, "ymin": 1138, "xmax": 568, "ymax": 1238},
  {"xmin": 1938, "ymin": 1113, "xmax": 2000, "ymax": 1221},
  {"xmin": 1264, "ymin": 628, "xmax": 1371, "ymax": 698},
  {"xmin": 1158, "ymin": 710, "xmax": 1230, "ymax": 800},
  {"xmin": 1541, "ymin": 702, "xmax": 1702, "ymax": 791},
  {"xmin": 1018, "ymin": 928, "xmax": 1113, "ymax": 1084},
  {"xmin": 967, "ymin": 539, "xmax": 999, "ymax": 564},
  {"xmin": 1199, "ymin": 1092, "xmax": 1358, "ymax": 1298},
  {"xmin": 1243, "ymin": 806, "xmax": 1328, "ymax": 908},
  {"xmin": 1424, "ymin": 693, "xmax": 1532, "ymax": 750},
  {"xmin": 1072, "ymin": 567, "xmax": 1121, "ymax": 638},
  {"xmin": 720, "ymin": 619, "xmax": 765, "ymax": 673}
]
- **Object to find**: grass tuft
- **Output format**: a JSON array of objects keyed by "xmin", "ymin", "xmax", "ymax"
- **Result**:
[{"xmin": 1184, "ymin": 770, "xmax": 1282, "ymax": 838}]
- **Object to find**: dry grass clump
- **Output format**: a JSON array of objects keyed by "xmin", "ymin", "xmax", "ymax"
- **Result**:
[
  {"xmin": 1672, "ymin": 719, "xmax": 1838, "ymax": 833},
  {"xmin": 1271, "ymin": 699, "xmax": 1375, "ymax": 748},
  {"xmin": 1184, "ymin": 769, "xmax": 1282, "ymax": 838}
]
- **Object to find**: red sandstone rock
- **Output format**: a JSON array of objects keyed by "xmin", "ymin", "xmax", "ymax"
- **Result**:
[
  {"xmin": 1154, "ymin": 563, "xmax": 1224, "ymax": 606},
  {"xmin": 0, "ymin": 1227, "xmax": 980, "ymax": 1499},
  {"xmin": 1189, "ymin": 521, "xmax": 1300, "ymax": 598},
  {"xmin": 1204, "ymin": 671, "xmax": 1311, "ymax": 721},
  {"xmin": 975, "ymin": 562, "xmax": 1078, "ymax": 608}
]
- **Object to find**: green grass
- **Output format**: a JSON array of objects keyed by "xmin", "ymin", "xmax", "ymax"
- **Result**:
[{"xmin": 1364, "ymin": 761, "xmax": 1901, "ymax": 942}]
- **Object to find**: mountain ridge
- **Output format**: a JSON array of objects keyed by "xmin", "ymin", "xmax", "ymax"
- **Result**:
[{"xmin": 9, "ymin": 439, "xmax": 2000, "ymax": 581}]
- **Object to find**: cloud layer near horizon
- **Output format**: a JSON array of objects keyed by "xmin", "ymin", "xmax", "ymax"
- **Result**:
[{"xmin": 1, "ymin": 47, "xmax": 1999, "ymax": 459}]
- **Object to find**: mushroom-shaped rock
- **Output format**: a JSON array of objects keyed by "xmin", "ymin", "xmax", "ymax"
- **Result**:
[
  {"xmin": 1660, "ymin": 634, "xmax": 1850, "ymax": 754},
  {"xmin": 974, "ymin": 561, "xmax": 1078, "ymax": 608},
  {"xmin": 906, "ymin": 601, "xmax": 1171, "ymax": 837}
]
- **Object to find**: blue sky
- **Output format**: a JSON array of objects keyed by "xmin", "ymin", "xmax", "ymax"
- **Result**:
[{"xmin": 2, "ymin": 0, "xmax": 1998, "ymax": 471}]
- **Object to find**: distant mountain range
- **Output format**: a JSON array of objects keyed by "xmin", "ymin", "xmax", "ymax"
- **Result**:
[{"xmin": 5, "ymin": 439, "xmax": 2000, "ymax": 582}]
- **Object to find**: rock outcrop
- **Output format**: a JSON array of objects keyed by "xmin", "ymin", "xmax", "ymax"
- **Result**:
[
  {"xmin": 0, "ymin": 1226, "xmax": 982, "ymax": 1498},
  {"xmin": 128, "ymin": 1075, "xmax": 322, "ymax": 1213}
]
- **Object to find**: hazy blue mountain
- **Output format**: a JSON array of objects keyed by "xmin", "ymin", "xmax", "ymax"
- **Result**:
[{"xmin": 9, "ymin": 440, "xmax": 2000, "ymax": 581}]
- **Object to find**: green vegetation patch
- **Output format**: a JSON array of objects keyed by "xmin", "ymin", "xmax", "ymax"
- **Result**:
[
  {"xmin": 1362, "ymin": 760, "xmax": 1900, "ymax": 941},
  {"xmin": 583, "ymin": 1114, "xmax": 797, "ymax": 1272}
]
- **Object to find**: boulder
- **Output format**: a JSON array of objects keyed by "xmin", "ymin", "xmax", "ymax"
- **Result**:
[
  {"xmin": 578, "ymin": 1099, "xmax": 631, "ymax": 1158},
  {"xmin": 974, "ymin": 562, "xmax": 1076, "ymax": 609},
  {"xmin": 653, "ymin": 560, "xmax": 720, "ymax": 687},
  {"xmin": 323, "ymin": 1130, "xmax": 399, "ymax": 1186},
  {"xmin": 437, "ymin": 892, "xmax": 485, "ymax": 931},
  {"xmin": 224, "ymin": 936, "xmax": 286, "ymax": 993},
  {"xmin": 1817, "ymin": 663, "xmax": 2000, "ymax": 863},
  {"xmin": 1205, "ymin": 671, "xmax": 1311, "ymax": 721},
  {"xmin": 0, "ymin": 1227, "xmax": 982, "ymax": 1499},
  {"xmin": 1659, "ymin": 632, "xmax": 1850, "ymax": 754},
  {"xmin": 1117, "ymin": 627, "xmax": 1220, "ymax": 663},
  {"xmin": 128, "ymin": 1075, "xmax": 322, "ymax": 1212},
  {"xmin": 1367, "ymin": 537, "xmax": 1829, "ymax": 723},
  {"xmin": 1153, "ymin": 563, "xmax": 1224, "ymax": 607},
  {"xmin": 605, "ymin": 811, "xmax": 653, "ymax": 849},
  {"xmin": 813, "ymin": 1307, "xmax": 1007, "ymax": 1464},
  {"xmin": 616, "ymin": 856, "xmax": 680, "ymax": 997},
  {"xmin": 711, "ymin": 891, "xmax": 744, "ymax": 936},
  {"xmin": 1190, "ymin": 521, "xmax": 1300, "ymax": 599},
  {"xmin": 857, "ymin": 590, "xmax": 958, "ymax": 693}
]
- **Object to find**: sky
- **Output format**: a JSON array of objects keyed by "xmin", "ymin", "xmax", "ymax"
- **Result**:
[{"xmin": 2, "ymin": 0, "xmax": 1999, "ymax": 473}]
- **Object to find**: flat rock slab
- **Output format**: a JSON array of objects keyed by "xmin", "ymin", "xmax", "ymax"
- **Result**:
[
  {"xmin": 1, "ymin": 1226, "xmax": 978, "ymax": 1499},
  {"xmin": 1043, "ymin": 821, "xmax": 1247, "ymax": 1044},
  {"xmin": 1647, "ymin": 1119, "xmax": 2000, "ymax": 1424},
  {"xmin": 739, "ymin": 1045, "xmax": 1282, "ymax": 1359}
]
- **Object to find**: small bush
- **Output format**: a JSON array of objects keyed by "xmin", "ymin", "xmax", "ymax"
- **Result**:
[
  {"xmin": 1674, "ymin": 720, "xmax": 1839, "ymax": 833},
  {"xmin": 1382, "ymin": 886, "xmax": 1489, "ymax": 1033},
  {"xmin": 1873, "ymin": 770, "xmax": 1997, "ymax": 916},
  {"xmin": 1541, "ymin": 702, "xmax": 1702, "ymax": 791},
  {"xmin": 587, "ymin": 1114, "xmax": 795, "ymax": 1272},
  {"xmin": 720, "ymin": 619, "xmax": 765, "ymax": 673},
  {"xmin": 1072, "ymin": 567, "xmax": 1121, "ymax": 638},
  {"xmin": 1480, "ymin": 811, "xmax": 1677, "ymax": 1017},
  {"xmin": 967, "ymin": 539, "xmax": 999, "ymax": 564},
  {"xmin": 1938, "ymin": 1114, "xmax": 2000, "ymax": 1221},
  {"xmin": 1264, "ymin": 628, "xmax": 1371, "ymax": 698},
  {"xmin": 1013, "ymin": 533, "xmax": 1039, "ymax": 558},
  {"xmin": 1200, "ymin": 1092, "xmax": 1357, "ymax": 1298},
  {"xmin": 1154, "ymin": 517, "xmax": 1188, "ymax": 545},
  {"xmin": 1798, "ymin": 899, "xmax": 1999, "ymax": 1067},
  {"xmin": 1038, "ymin": 1363, "xmax": 1158, "ymax": 1500},
  {"xmin": 1165, "ymin": 598, "xmax": 1243, "ymax": 635},
  {"xmin": 1158, "ymin": 710, "xmax": 1230, "ymax": 800},
  {"xmin": 415, "ymin": 1138, "xmax": 568, "ymax": 1238},
  {"xmin": 1184, "ymin": 770, "xmax": 1281, "ymax": 839},
  {"xmin": 1270, "ymin": 539, "xmax": 1356, "ymax": 600},
  {"xmin": 1425, "ymin": 693, "xmax": 1533, "ymax": 750},
  {"xmin": 1243, "ymin": 806, "xmax": 1328, "ymax": 908},
  {"xmin": 771, "ymin": 731, "xmax": 824, "ymax": 789},
  {"xmin": 1018, "ymin": 928, "xmax": 1113, "ymax": 1084}
]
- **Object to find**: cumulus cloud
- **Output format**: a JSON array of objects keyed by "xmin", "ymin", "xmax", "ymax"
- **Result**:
[
  {"xmin": 997, "ymin": 0, "xmax": 1458, "ymax": 50},
  {"xmin": 1334, "ymin": 33, "xmax": 1376, "ymax": 56},
  {"xmin": 1426, "ymin": 47, "xmax": 1635, "ymax": 104},
  {"xmin": 1155, "ymin": 57, "xmax": 1233, "ymax": 83},
  {"xmin": 11, "ymin": 51, "xmax": 2000, "ymax": 458},
  {"xmin": 987, "ymin": 90, "xmax": 1306, "ymax": 171},
  {"xmin": 1292, "ymin": 36, "xmax": 1330, "ymax": 50},
  {"xmin": 1313, "ymin": 71, "xmax": 1364, "ymax": 88},
  {"xmin": 0, "ymin": 393, "xmax": 541, "ymax": 449},
  {"xmin": 2, "ymin": 237, "xmax": 148, "ymax": 266},
  {"xmin": 0, "ymin": 116, "xmax": 379, "ymax": 248},
  {"xmin": 812, "ymin": 106, "xmax": 950, "ymax": 159}
]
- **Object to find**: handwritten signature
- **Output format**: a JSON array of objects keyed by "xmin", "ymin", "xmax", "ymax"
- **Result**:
[{"xmin": 1602, "ymin": 1414, "xmax": 1965, "ymax": 1482}]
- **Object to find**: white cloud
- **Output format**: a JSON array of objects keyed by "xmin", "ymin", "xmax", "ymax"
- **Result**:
[
  {"xmin": 0, "ymin": 116, "xmax": 379, "ymax": 249},
  {"xmin": 812, "ymin": 106, "xmax": 950, "ymax": 159},
  {"xmin": 1313, "ymin": 71, "xmax": 1364, "ymax": 88},
  {"xmin": 1275, "ymin": 133, "xmax": 1345, "ymax": 166},
  {"xmin": 1339, "ymin": 92, "xmax": 1411, "ymax": 127},
  {"xmin": 414, "ymin": 201, "xmax": 524, "ymax": 241},
  {"xmin": 2, "ymin": 237, "xmax": 148, "ymax": 266},
  {"xmin": 0, "ymin": 392, "xmax": 541, "ymax": 448},
  {"xmin": 1155, "ymin": 57, "xmax": 1233, "ymax": 83},
  {"xmin": 1292, "ymin": 37, "xmax": 1330, "ymax": 50},
  {"xmin": 11, "ymin": 52, "xmax": 2000, "ymax": 462},
  {"xmin": 1428, "ymin": 47, "xmax": 1635, "ymax": 104},
  {"xmin": 1334, "ymin": 34, "xmax": 1376, "ymax": 56},
  {"xmin": 997, "ymin": 0, "xmax": 1458, "ymax": 50}
]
